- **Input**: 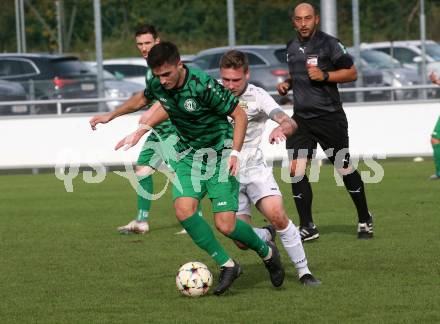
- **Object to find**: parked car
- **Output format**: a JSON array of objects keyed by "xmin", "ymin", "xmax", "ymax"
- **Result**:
[
  {"xmin": 83, "ymin": 62, "xmax": 144, "ymax": 112},
  {"xmin": 192, "ymin": 45, "xmax": 290, "ymax": 103},
  {"xmin": 339, "ymin": 67, "xmax": 389, "ymax": 103},
  {"xmin": 361, "ymin": 40, "xmax": 440, "ymax": 77},
  {"xmin": 0, "ymin": 80, "xmax": 29, "ymax": 116},
  {"xmin": 0, "ymin": 53, "xmax": 99, "ymax": 114},
  {"xmin": 349, "ymin": 48, "xmax": 422, "ymax": 100},
  {"xmin": 102, "ymin": 55, "xmax": 196, "ymax": 85}
]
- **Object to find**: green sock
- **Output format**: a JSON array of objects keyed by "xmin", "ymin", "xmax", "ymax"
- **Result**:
[
  {"xmin": 196, "ymin": 204, "xmax": 203, "ymax": 217},
  {"xmin": 136, "ymin": 175, "xmax": 153, "ymax": 221},
  {"xmin": 180, "ymin": 212, "xmax": 230, "ymax": 266},
  {"xmin": 227, "ymin": 218, "xmax": 269, "ymax": 258},
  {"xmin": 136, "ymin": 210, "xmax": 149, "ymax": 222},
  {"xmin": 433, "ymin": 143, "xmax": 440, "ymax": 176}
]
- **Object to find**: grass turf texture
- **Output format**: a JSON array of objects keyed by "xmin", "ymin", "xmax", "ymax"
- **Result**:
[{"xmin": 0, "ymin": 160, "xmax": 439, "ymax": 323}]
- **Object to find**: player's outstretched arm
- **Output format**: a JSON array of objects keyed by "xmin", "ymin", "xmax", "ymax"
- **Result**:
[
  {"xmin": 115, "ymin": 104, "xmax": 169, "ymax": 151},
  {"xmin": 138, "ymin": 101, "xmax": 165, "ymax": 124},
  {"xmin": 269, "ymin": 111, "xmax": 298, "ymax": 144},
  {"xmin": 228, "ymin": 103, "xmax": 248, "ymax": 176},
  {"xmin": 89, "ymin": 91, "xmax": 149, "ymax": 130}
]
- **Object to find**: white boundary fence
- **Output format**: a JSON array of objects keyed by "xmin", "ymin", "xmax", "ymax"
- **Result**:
[{"xmin": 0, "ymin": 101, "xmax": 439, "ymax": 169}]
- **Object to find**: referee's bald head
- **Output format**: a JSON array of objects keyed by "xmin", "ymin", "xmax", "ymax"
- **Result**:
[{"xmin": 294, "ymin": 2, "xmax": 318, "ymax": 17}]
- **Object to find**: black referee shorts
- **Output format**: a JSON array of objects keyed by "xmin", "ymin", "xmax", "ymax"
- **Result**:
[{"xmin": 286, "ymin": 110, "xmax": 351, "ymax": 168}]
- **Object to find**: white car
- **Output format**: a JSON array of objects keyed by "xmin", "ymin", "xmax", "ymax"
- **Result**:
[
  {"xmin": 102, "ymin": 55, "xmax": 195, "ymax": 85},
  {"xmin": 84, "ymin": 62, "xmax": 144, "ymax": 111},
  {"xmin": 361, "ymin": 40, "xmax": 440, "ymax": 78}
]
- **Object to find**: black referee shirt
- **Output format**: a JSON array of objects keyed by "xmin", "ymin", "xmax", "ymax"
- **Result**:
[{"xmin": 286, "ymin": 30, "xmax": 354, "ymax": 119}]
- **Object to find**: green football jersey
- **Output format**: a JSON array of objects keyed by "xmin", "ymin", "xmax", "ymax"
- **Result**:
[
  {"xmin": 143, "ymin": 65, "xmax": 174, "ymax": 141},
  {"xmin": 433, "ymin": 116, "xmax": 440, "ymax": 139},
  {"xmin": 144, "ymin": 66, "xmax": 239, "ymax": 155}
]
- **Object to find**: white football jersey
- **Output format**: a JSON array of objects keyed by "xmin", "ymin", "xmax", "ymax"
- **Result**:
[{"xmin": 236, "ymin": 83, "xmax": 281, "ymax": 167}]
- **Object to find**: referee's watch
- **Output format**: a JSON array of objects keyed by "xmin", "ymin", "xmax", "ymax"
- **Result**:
[{"xmin": 322, "ymin": 71, "xmax": 329, "ymax": 82}]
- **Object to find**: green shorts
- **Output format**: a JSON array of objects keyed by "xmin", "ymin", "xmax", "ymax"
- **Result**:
[
  {"xmin": 137, "ymin": 126, "xmax": 177, "ymax": 169},
  {"xmin": 432, "ymin": 116, "xmax": 440, "ymax": 139},
  {"xmin": 137, "ymin": 147, "xmax": 162, "ymax": 168},
  {"xmin": 171, "ymin": 156, "xmax": 239, "ymax": 213}
]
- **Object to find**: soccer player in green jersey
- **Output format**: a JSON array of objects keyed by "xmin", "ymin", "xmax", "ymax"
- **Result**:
[
  {"xmin": 429, "ymin": 72, "xmax": 440, "ymax": 180},
  {"xmin": 90, "ymin": 25, "xmax": 200, "ymax": 234},
  {"xmin": 115, "ymin": 41, "xmax": 285, "ymax": 295}
]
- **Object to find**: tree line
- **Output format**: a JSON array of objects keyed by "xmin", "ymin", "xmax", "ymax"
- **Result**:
[{"xmin": 1, "ymin": 0, "xmax": 439, "ymax": 59}]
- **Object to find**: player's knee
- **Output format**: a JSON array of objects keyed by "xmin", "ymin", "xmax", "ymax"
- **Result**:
[
  {"xmin": 214, "ymin": 218, "xmax": 235, "ymax": 235},
  {"xmin": 233, "ymin": 240, "xmax": 249, "ymax": 250},
  {"xmin": 337, "ymin": 165, "xmax": 354, "ymax": 176},
  {"xmin": 290, "ymin": 160, "xmax": 306, "ymax": 178},
  {"xmin": 215, "ymin": 222, "xmax": 234, "ymax": 235},
  {"xmin": 174, "ymin": 204, "xmax": 197, "ymax": 220},
  {"xmin": 268, "ymin": 209, "xmax": 289, "ymax": 230},
  {"xmin": 135, "ymin": 166, "xmax": 153, "ymax": 177},
  {"xmin": 272, "ymin": 217, "xmax": 289, "ymax": 231}
]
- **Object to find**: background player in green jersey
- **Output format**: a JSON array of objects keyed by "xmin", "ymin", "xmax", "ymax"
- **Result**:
[
  {"xmin": 428, "ymin": 72, "xmax": 440, "ymax": 180},
  {"xmin": 90, "ymin": 25, "xmax": 188, "ymax": 234},
  {"xmin": 115, "ymin": 41, "xmax": 285, "ymax": 295}
]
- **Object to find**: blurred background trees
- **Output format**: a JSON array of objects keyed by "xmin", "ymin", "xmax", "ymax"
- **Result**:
[{"xmin": 1, "ymin": 0, "xmax": 439, "ymax": 58}]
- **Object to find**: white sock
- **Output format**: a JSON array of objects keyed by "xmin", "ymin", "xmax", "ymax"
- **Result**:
[
  {"xmin": 253, "ymin": 227, "xmax": 271, "ymax": 242},
  {"xmin": 263, "ymin": 246, "xmax": 272, "ymax": 261},
  {"xmin": 277, "ymin": 220, "xmax": 311, "ymax": 278},
  {"xmin": 221, "ymin": 259, "xmax": 235, "ymax": 267}
]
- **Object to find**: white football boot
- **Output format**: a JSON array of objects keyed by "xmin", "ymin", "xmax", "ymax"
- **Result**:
[{"xmin": 117, "ymin": 220, "xmax": 149, "ymax": 234}]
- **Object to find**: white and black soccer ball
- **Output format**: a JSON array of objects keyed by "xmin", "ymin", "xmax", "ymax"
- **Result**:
[{"xmin": 176, "ymin": 261, "xmax": 213, "ymax": 297}]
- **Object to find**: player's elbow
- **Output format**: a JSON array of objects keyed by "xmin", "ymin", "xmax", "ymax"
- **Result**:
[
  {"xmin": 349, "ymin": 66, "xmax": 358, "ymax": 82},
  {"xmin": 351, "ymin": 70, "xmax": 358, "ymax": 82}
]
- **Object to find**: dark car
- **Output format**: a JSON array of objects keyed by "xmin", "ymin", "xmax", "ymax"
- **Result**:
[
  {"xmin": 349, "ymin": 49, "xmax": 423, "ymax": 100},
  {"xmin": 0, "ymin": 80, "xmax": 29, "ymax": 116},
  {"xmin": 192, "ymin": 45, "xmax": 290, "ymax": 103},
  {"xmin": 0, "ymin": 53, "xmax": 99, "ymax": 114},
  {"xmin": 339, "ymin": 66, "xmax": 390, "ymax": 103}
]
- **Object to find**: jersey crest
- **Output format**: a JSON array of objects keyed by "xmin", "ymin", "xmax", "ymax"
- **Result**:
[
  {"xmin": 239, "ymin": 99, "xmax": 248, "ymax": 110},
  {"xmin": 184, "ymin": 98, "xmax": 197, "ymax": 112}
]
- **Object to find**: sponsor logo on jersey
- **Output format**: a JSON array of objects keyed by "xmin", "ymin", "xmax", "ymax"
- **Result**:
[
  {"xmin": 217, "ymin": 201, "xmax": 227, "ymax": 206},
  {"xmin": 184, "ymin": 98, "xmax": 197, "ymax": 112},
  {"xmin": 159, "ymin": 97, "xmax": 167, "ymax": 103},
  {"xmin": 239, "ymin": 99, "xmax": 248, "ymax": 110},
  {"xmin": 306, "ymin": 55, "xmax": 318, "ymax": 67}
]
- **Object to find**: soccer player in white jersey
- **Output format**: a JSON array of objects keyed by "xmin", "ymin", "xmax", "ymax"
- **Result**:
[{"xmin": 219, "ymin": 50, "xmax": 320, "ymax": 286}]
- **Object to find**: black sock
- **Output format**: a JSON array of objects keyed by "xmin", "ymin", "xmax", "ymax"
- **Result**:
[
  {"xmin": 342, "ymin": 171, "xmax": 370, "ymax": 223},
  {"xmin": 291, "ymin": 175, "xmax": 313, "ymax": 227}
]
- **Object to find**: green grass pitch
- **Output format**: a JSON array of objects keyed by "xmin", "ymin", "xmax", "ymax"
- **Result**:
[{"xmin": 0, "ymin": 160, "xmax": 439, "ymax": 323}]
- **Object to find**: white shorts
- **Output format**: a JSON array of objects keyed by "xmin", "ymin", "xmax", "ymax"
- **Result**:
[{"xmin": 237, "ymin": 163, "xmax": 282, "ymax": 216}]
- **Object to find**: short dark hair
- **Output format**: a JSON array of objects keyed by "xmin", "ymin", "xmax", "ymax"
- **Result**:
[
  {"xmin": 219, "ymin": 50, "xmax": 249, "ymax": 72},
  {"xmin": 147, "ymin": 41, "xmax": 180, "ymax": 69},
  {"xmin": 135, "ymin": 24, "xmax": 158, "ymax": 38}
]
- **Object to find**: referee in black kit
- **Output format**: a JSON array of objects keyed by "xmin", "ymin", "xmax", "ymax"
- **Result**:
[{"xmin": 277, "ymin": 2, "xmax": 373, "ymax": 241}]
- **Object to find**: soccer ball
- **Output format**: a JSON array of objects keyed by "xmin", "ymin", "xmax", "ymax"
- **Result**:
[{"xmin": 176, "ymin": 261, "xmax": 213, "ymax": 297}]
